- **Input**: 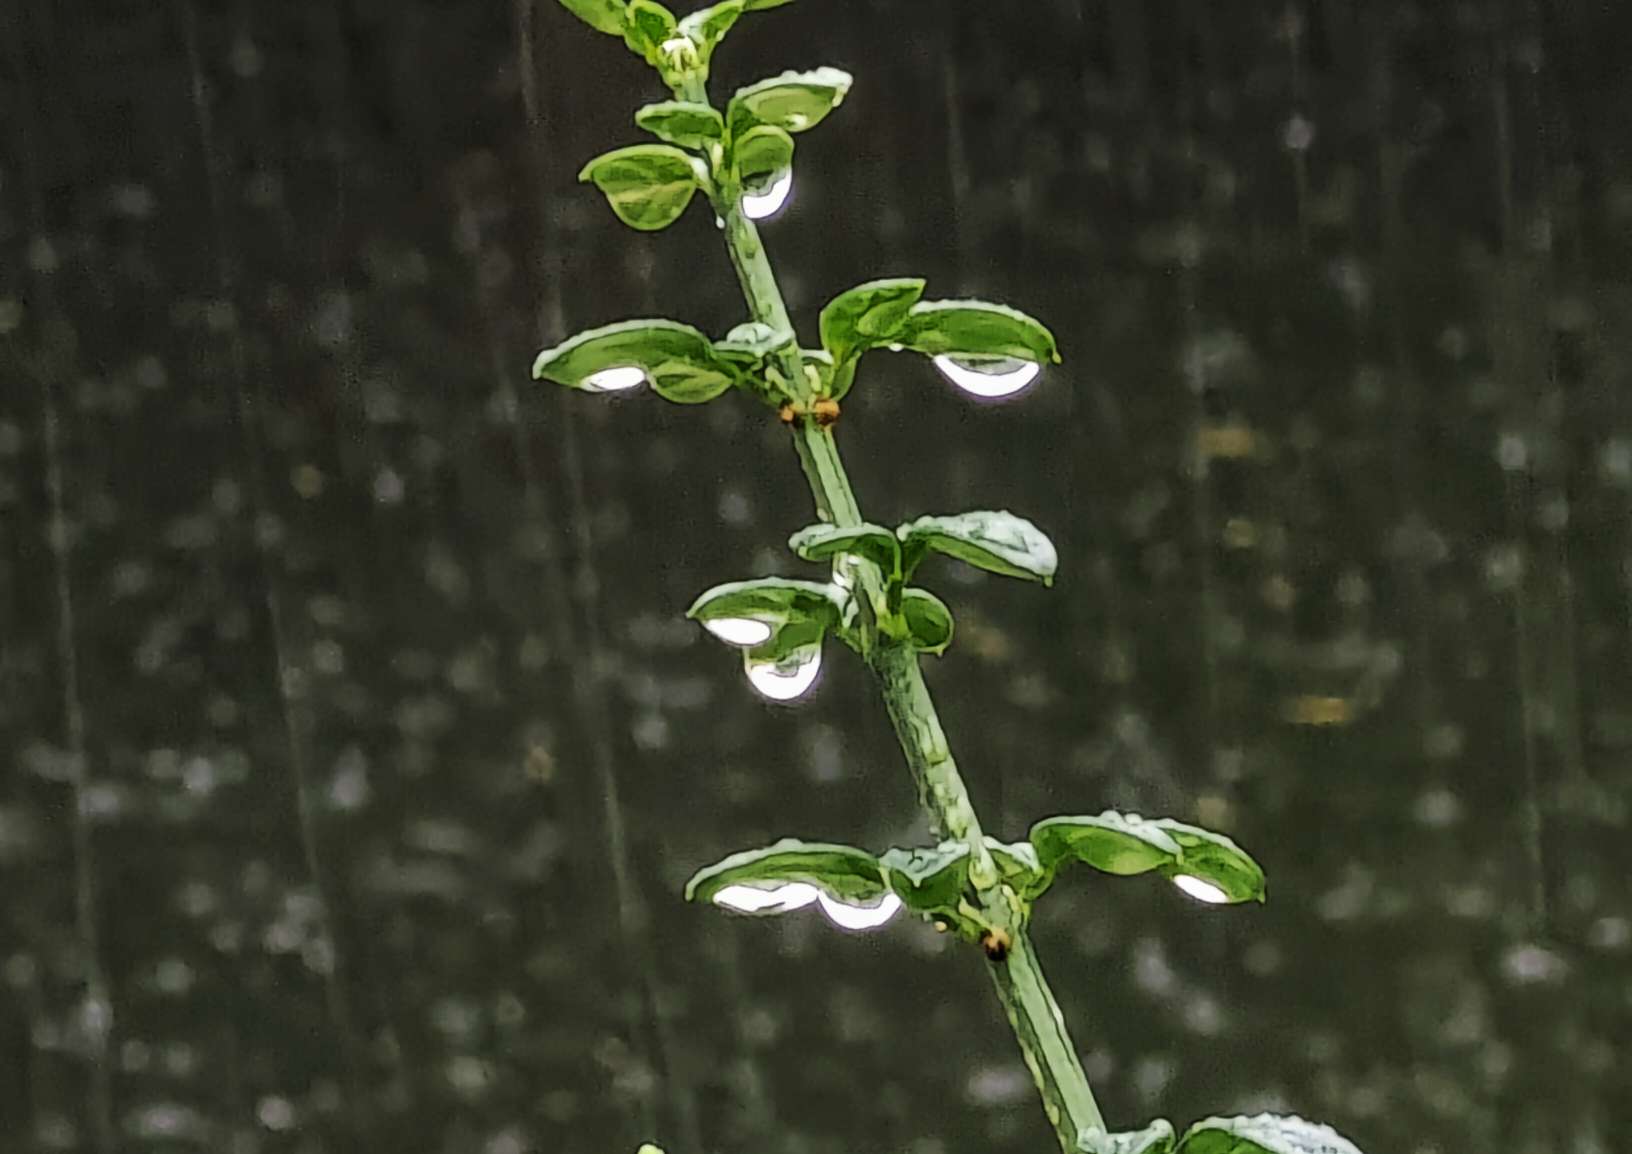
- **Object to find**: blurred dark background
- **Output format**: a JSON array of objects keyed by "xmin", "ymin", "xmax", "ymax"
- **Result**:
[{"xmin": 3, "ymin": 1, "xmax": 1631, "ymax": 1152}]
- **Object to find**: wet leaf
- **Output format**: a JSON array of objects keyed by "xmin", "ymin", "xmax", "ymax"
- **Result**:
[
  {"xmin": 533, "ymin": 318, "xmax": 733, "ymax": 403},
  {"xmin": 1031, "ymin": 811, "xmax": 1183, "ymax": 878},
  {"xmin": 897, "ymin": 299, "xmax": 1061, "ymax": 365},
  {"xmin": 732, "ymin": 123, "xmax": 795, "ymax": 186},
  {"xmin": 1175, "ymin": 1114, "xmax": 1365, "ymax": 1154},
  {"xmin": 677, "ymin": 0, "xmax": 743, "ymax": 65},
  {"xmin": 687, "ymin": 577, "xmax": 843, "ymax": 635},
  {"xmin": 685, "ymin": 838, "xmax": 888, "ymax": 907},
  {"xmin": 898, "ymin": 511, "xmax": 1058, "ymax": 585},
  {"xmin": 558, "ymin": 0, "xmax": 628, "ymax": 36},
  {"xmin": 878, "ymin": 841, "xmax": 970, "ymax": 914},
  {"xmin": 819, "ymin": 277, "xmax": 926, "ymax": 367},
  {"xmin": 1078, "ymin": 1120, "xmax": 1177, "ymax": 1154},
  {"xmin": 788, "ymin": 522, "xmax": 901, "ymax": 574},
  {"xmin": 578, "ymin": 144, "xmax": 703, "ymax": 231},
  {"xmin": 713, "ymin": 321, "xmax": 792, "ymax": 367},
  {"xmin": 985, "ymin": 837, "xmax": 1049, "ymax": 901},
  {"xmin": 728, "ymin": 67, "xmax": 853, "ymax": 135},
  {"xmin": 1151, "ymin": 820, "xmax": 1267, "ymax": 904},
  {"xmin": 635, "ymin": 100, "xmax": 725, "ymax": 149},
  {"xmin": 900, "ymin": 588, "xmax": 953, "ymax": 654}
]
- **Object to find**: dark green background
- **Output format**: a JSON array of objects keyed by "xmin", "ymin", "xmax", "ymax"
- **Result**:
[{"xmin": 3, "ymin": 2, "xmax": 1630, "ymax": 1152}]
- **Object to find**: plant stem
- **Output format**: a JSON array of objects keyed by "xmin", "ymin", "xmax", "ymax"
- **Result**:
[{"xmin": 711, "ymin": 173, "xmax": 1106, "ymax": 1151}]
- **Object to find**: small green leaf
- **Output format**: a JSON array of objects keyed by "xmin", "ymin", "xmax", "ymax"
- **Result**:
[
  {"xmin": 878, "ymin": 841, "xmax": 969, "ymax": 914},
  {"xmin": 558, "ymin": 0, "xmax": 628, "ymax": 36},
  {"xmin": 729, "ymin": 67, "xmax": 852, "ymax": 134},
  {"xmin": 788, "ymin": 522, "xmax": 901, "ymax": 574},
  {"xmin": 635, "ymin": 100, "xmax": 725, "ymax": 149},
  {"xmin": 579, "ymin": 144, "xmax": 702, "ymax": 231},
  {"xmin": 677, "ymin": 0, "xmax": 743, "ymax": 66},
  {"xmin": 985, "ymin": 837, "xmax": 1050, "ymax": 901},
  {"xmin": 898, "ymin": 511, "xmax": 1058, "ymax": 585},
  {"xmin": 1175, "ymin": 1114, "xmax": 1365, "ymax": 1154},
  {"xmin": 898, "ymin": 299, "xmax": 1061, "ymax": 365},
  {"xmin": 713, "ymin": 321, "xmax": 793, "ymax": 367},
  {"xmin": 1078, "ymin": 1120, "xmax": 1177, "ymax": 1154},
  {"xmin": 900, "ymin": 588, "xmax": 954, "ymax": 655},
  {"xmin": 686, "ymin": 838, "xmax": 888, "ymax": 907},
  {"xmin": 732, "ymin": 123, "xmax": 795, "ymax": 186},
  {"xmin": 622, "ymin": 0, "xmax": 679, "ymax": 61},
  {"xmin": 1031, "ymin": 811, "xmax": 1183, "ymax": 878},
  {"xmin": 533, "ymin": 318, "xmax": 733, "ymax": 404},
  {"xmin": 687, "ymin": 577, "xmax": 842, "ymax": 641},
  {"xmin": 819, "ymin": 277, "xmax": 926, "ymax": 367},
  {"xmin": 1151, "ymin": 820, "xmax": 1267, "ymax": 905},
  {"xmin": 743, "ymin": 0, "xmax": 793, "ymax": 8}
]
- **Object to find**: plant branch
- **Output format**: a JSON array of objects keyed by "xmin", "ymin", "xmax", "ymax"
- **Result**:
[{"xmin": 694, "ymin": 78, "xmax": 1106, "ymax": 1152}]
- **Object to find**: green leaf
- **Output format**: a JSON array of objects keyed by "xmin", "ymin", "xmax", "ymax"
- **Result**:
[
  {"xmin": 1030, "ymin": 811, "xmax": 1183, "ymax": 878},
  {"xmin": 743, "ymin": 0, "xmax": 793, "ymax": 8},
  {"xmin": 677, "ymin": 0, "xmax": 743, "ymax": 66},
  {"xmin": 787, "ymin": 522, "xmax": 901, "ymax": 574},
  {"xmin": 898, "ymin": 299, "xmax": 1061, "ymax": 365},
  {"xmin": 732, "ymin": 123, "xmax": 795, "ymax": 186},
  {"xmin": 728, "ymin": 67, "xmax": 852, "ymax": 134},
  {"xmin": 635, "ymin": 100, "xmax": 725, "ymax": 149},
  {"xmin": 1151, "ymin": 820, "xmax": 1267, "ymax": 905},
  {"xmin": 578, "ymin": 144, "xmax": 703, "ymax": 231},
  {"xmin": 712, "ymin": 320, "xmax": 791, "ymax": 368},
  {"xmin": 687, "ymin": 578, "xmax": 842, "ymax": 644},
  {"xmin": 685, "ymin": 838, "xmax": 888, "ymax": 907},
  {"xmin": 898, "ymin": 511, "xmax": 1058, "ymax": 585},
  {"xmin": 622, "ymin": 0, "xmax": 679, "ymax": 61},
  {"xmin": 878, "ymin": 841, "xmax": 969, "ymax": 914},
  {"xmin": 985, "ymin": 837, "xmax": 1050, "ymax": 901},
  {"xmin": 558, "ymin": 0, "xmax": 628, "ymax": 36},
  {"xmin": 1175, "ymin": 1114, "xmax": 1365, "ymax": 1154},
  {"xmin": 533, "ymin": 318, "xmax": 733, "ymax": 404},
  {"xmin": 1078, "ymin": 1120, "xmax": 1177, "ymax": 1154},
  {"xmin": 900, "ymin": 588, "xmax": 954, "ymax": 655},
  {"xmin": 819, "ymin": 277, "xmax": 926, "ymax": 367}
]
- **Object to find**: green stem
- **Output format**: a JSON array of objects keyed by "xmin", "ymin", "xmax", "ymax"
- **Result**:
[{"xmin": 698, "ymin": 77, "xmax": 1106, "ymax": 1152}]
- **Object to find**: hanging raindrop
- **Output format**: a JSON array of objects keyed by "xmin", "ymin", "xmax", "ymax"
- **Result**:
[
  {"xmin": 932, "ymin": 354, "xmax": 1040, "ymax": 399},
  {"xmin": 712, "ymin": 882, "xmax": 820, "ymax": 914},
  {"xmin": 703, "ymin": 618, "xmax": 774, "ymax": 647},
  {"xmin": 742, "ymin": 170, "xmax": 793, "ymax": 221},
  {"xmin": 1171, "ymin": 874, "xmax": 1230, "ymax": 905},
  {"xmin": 816, "ymin": 891, "xmax": 902, "ymax": 930},
  {"xmin": 582, "ymin": 365, "xmax": 646, "ymax": 393},
  {"xmin": 744, "ymin": 644, "xmax": 822, "ymax": 702}
]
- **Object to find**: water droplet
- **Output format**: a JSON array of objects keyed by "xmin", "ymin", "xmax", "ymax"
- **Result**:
[
  {"xmin": 712, "ymin": 882, "xmax": 820, "ymax": 914},
  {"xmin": 742, "ymin": 169, "xmax": 793, "ymax": 220},
  {"xmin": 1171, "ymin": 874, "xmax": 1230, "ymax": 904},
  {"xmin": 582, "ymin": 365, "xmax": 646, "ymax": 393},
  {"xmin": 816, "ymin": 891, "xmax": 902, "ymax": 930},
  {"xmin": 931, "ymin": 354, "xmax": 1041, "ymax": 399},
  {"xmin": 702, "ymin": 617, "xmax": 773, "ymax": 647},
  {"xmin": 744, "ymin": 645, "xmax": 821, "ymax": 702}
]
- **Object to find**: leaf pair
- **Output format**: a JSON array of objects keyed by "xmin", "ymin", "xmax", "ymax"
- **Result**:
[
  {"xmin": 1080, "ymin": 1114, "xmax": 1366, "ymax": 1154},
  {"xmin": 560, "ymin": 0, "xmax": 790, "ymax": 74},
  {"xmin": 817, "ymin": 279, "xmax": 1061, "ymax": 400},
  {"xmin": 686, "ymin": 576, "xmax": 847, "ymax": 698},
  {"xmin": 791, "ymin": 511, "xmax": 1059, "ymax": 587},
  {"xmin": 1031, "ymin": 811, "xmax": 1266, "ymax": 904},
  {"xmin": 533, "ymin": 317, "xmax": 747, "ymax": 403}
]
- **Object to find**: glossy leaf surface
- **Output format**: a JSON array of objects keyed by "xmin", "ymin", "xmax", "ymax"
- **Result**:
[
  {"xmin": 676, "ymin": 0, "xmax": 742, "ymax": 65},
  {"xmin": 732, "ymin": 123, "xmax": 795, "ymax": 185},
  {"xmin": 558, "ymin": 0, "xmax": 627, "ymax": 35},
  {"xmin": 819, "ymin": 277, "xmax": 926, "ymax": 366},
  {"xmin": 1151, "ymin": 820, "xmax": 1267, "ymax": 904},
  {"xmin": 687, "ymin": 578, "xmax": 842, "ymax": 630},
  {"xmin": 900, "ymin": 588, "xmax": 954, "ymax": 654},
  {"xmin": 878, "ymin": 841, "xmax": 969, "ymax": 914},
  {"xmin": 899, "ymin": 511, "xmax": 1058, "ymax": 585},
  {"xmin": 1175, "ymin": 1114, "xmax": 1365, "ymax": 1154},
  {"xmin": 1078, "ymin": 1119, "xmax": 1177, "ymax": 1154},
  {"xmin": 634, "ymin": 100, "xmax": 725, "ymax": 149},
  {"xmin": 898, "ymin": 299, "xmax": 1061, "ymax": 364},
  {"xmin": 578, "ymin": 144, "xmax": 702, "ymax": 231},
  {"xmin": 685, "ymin": 838, "xmax": 887, "ymax": 906},
  {"xmin": 622, "ymin": 0, "xmax": 679, "ymax": 62},
  {"xmin": 532, "ymin": 318, "xmax": 732, "ymax": 403},
  {"xmin": 1031, "ymin": 811, "xmax": 1184, "ymax": 878},
  {"xmin": 729, "ymin": 67, "xmax": 852, "ymax": 134},
  {"xmin": 787, "ymin": 522, "xmax": 901, "ymax": 573}
]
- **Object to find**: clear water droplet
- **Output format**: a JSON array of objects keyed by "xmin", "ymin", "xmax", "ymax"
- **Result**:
[
  {"xmin": 816, "ymin": 891, "xmax": 902, "ymax": 930},
  {"xmin": 713, "ymin": 882, "xmax": 820, "ymax": 913},
  {"xmin": 582, "ymin": 365, "xmax": 646, "ymax": 393},
  {"xmin": 742, "ymin": 170, "xmax": 793, "ymax": 221},
  {"xmin": 744, "ymin": 644, "xmax": 821, "ymax": 702},
  {"xmin": 1171, "ymin": 874, "xmax": 1230, "ymax": 904},
  {"xmin": 932, "ymin": 354, "xmax": 1041, "ymax": 398},
  {"xmin": 702, "ymin": 617, "xmax": 773, "ymax": 647}
]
